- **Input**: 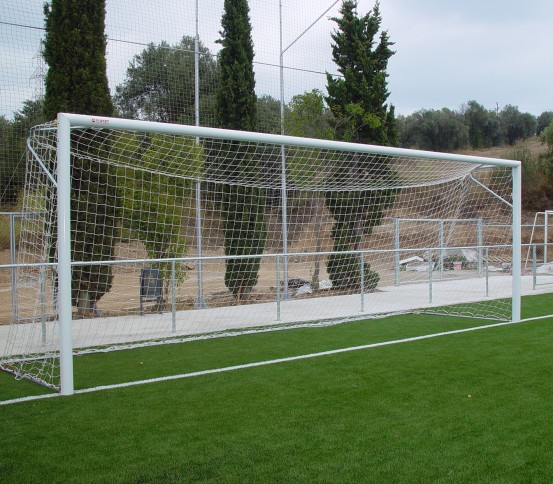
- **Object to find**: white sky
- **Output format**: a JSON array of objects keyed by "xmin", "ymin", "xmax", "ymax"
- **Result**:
[{"xmin": 1, "ymin": 0, "xmax": 552, "ymax": 118}]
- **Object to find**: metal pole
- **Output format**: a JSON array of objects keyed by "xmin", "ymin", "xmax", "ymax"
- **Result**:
[
  {"xmin": 360, "ymin": 252, "xmax": 365, "ymax": 312},
  {"xmin": 532, "ymin": 244, "xmax": 537, "ymax": 290},
  {"xmin": 171, "ymin": 260, "xmax": 176, "ymax": 332},
  {"xmin": 428, "ymin": 250, "xmax": 433, "ymax": 304},
  {"xmin": 276, "ymin": 255, "xmax": 281, "ymax": 321},
  {"xmin": 545, "ymin": 211, "xmax": 549, "ymax": 264},
  {"xmin": 193, "ymin": 0, "xmax": 207, "ymax": 309},
  {"xmin": 511, "ymin": 164, "xmax": 522, "ymax": 323},
  {"xmin": 9, "ymin": 213, "xmax": 17, "ymax": 322},
  {"xmin": 477, "ymin": 218, "xmax": 483, "ymax": 277},
  {"xmin": 439, "ymin": 220, "xmax": 444, "ymax": 280},
  {"xmin": 279, "ymin": 0, "xmax": 289, "ymax": 299},
  {"xmin": 394, "ymin": 218, "xmax": 400, "ymax": 286},
  {"xmin": 40, "ymin": 265, "xmax": 46, "ymax": 345},
  {"xmin": 56, "ymin": 114, "xmax": 74, "ymax": 396},
  {"xmin": 485, "ymin": 247, "xmax": 489, "ymax": 297}
]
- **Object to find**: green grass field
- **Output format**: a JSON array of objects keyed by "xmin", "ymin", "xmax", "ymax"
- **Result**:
[{"xmin": 1, "ymin": 294, "xmax": 553, "ymax": 482}]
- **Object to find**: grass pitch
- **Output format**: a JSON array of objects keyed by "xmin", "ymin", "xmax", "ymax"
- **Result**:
[{"xmin": 1, "ymin": 294, "xmax": 553, "ymax": 482}]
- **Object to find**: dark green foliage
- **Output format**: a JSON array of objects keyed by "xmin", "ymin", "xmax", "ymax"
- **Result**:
[
  {"xmin": 0, "ymin": 100, "xmax": 46, "ymax": 207},
  {"xmin": 325, "ymin": 1, "xmax": 398, "ymax": 290},
  {"xmin": 43, "ymin": 0, "xmax": 117, "ymax": 311},
  {"xmin": 325, "ymin": 157, "xmax": 395, "ymax": 290},
  {"xmin": 326, "ymin": 1, "xmax": 397, "ymax": 146},
  {"xmin": 326, "ymin": 253, "xmax": 380, "ymax": 290},
  {"xmin": 221, "ymin": 178, "xmax": 267, "ymax": 300},
  {"xmin": 216, "ymin": 0, "xmax": 266, "ymax": 301},
  {"xmin": 256, "ymin": 95, "xmax": 283, "ymax": 134},
  {"xmin": 216, "ymin": 0, "xmax": 256, "ymax": 131},
  {"xmin": 398, "ymin": 108, "xmax": 469, "ymax": 152},
  {"xmin": 43, "ymin": 1, "xmax": 113, "ymax": 120},
  {"xmin": 463, "ymin": 100, "xmax": 502, "ymax": 149},
  {"xmin": 285, "ymin": 89, "xmax": 334, "ymax": 140},
  {"xmin": 114, "ymin": 36, "xmax": 218, "ymax": 125},
  {"xmin": 398, "ymin": 102, "xmax": 537, "ymax": 150},
  {"xmin": 115, "ymin": 133, "xmax": 203, "ymax": 304},
  {"xmin": 499, "ymin": 105, "xmax": 536, "ymax": 145},
  {"xmin": 537, "ymin": 111, "xmax": 553, "ymax": 136}
]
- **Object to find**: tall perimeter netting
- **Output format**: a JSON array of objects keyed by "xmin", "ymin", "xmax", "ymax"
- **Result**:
[{"xmin": 1, "ymin": 120, "xmax": 514, "ymax": 390}]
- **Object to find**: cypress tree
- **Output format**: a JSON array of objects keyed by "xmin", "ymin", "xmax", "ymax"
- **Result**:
[
  {"xmin": 325, "ymin": 0, "xmax": 398, "ymax": 290},
  {"xmin": 43, "ymin": 0, "xmax": 117, "ymax": 314},
  {"xmin": 216, "ymin": 0, "xmax": 266, "ymax": 302}
]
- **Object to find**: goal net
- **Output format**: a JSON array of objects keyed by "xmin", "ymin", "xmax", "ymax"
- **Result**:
[{"xmin": 1, "ymin": 114, "xmax": 520, "ymax": 392}]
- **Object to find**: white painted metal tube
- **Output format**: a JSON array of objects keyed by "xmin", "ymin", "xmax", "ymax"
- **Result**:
[
  {"xmin": 60, "ymin": 114, "xmax": 520, "ymax": 168},
  {"xmin": 511, "ymin": 163, "xmax": 522, "ymax": 323},
  {"xmin": 56, "ymin": 114, "xmax": 74, "ymax": 395}
]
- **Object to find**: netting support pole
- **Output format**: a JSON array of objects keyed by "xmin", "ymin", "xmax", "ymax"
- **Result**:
[
  {"xmin": 57, "ymin": 114, "xmax": 74, "ymax": 396},
  {"xmin": 532, "ymin": 244, "xmax": 537, "ymax": 290},
  {"xmin": 477, "ymin": 218, "xmax": 483, "ymax": 277},
  {"xmin": 9, "ymin": 213, "xmax": 18, "ymax": 322},
  {"xmin": 360, "ymin": 253, "xmax": 365, "ymax": 312},
  {"xmin": 438, "ymin": 220, "xmax": 444, "ymax": 280},
  {"xmin": 393, "ymin": 218, "xmax": 400, "ymax": 286},
  {"xmin": 428, "ymin": 250, "xmax": 433, "ymax": 304},
  {"xmin": 545, "ymin": 211, "xmax": 549, "ymax": 264},
  {"xmin": 279, "ymin": 0, "xmax": 289, "ymax": 299},
  {"xmin": 512, "ymin": 163, "xmax": 521, "ymax": 323},
  {"xmin": 193, "ymin": 0, "xmax": 207, "ymax": 309},
  {"xmin": 485, "ymin": 247, "xmax": 489, "ymax": 297},
  {"xmin": 276, "ymin": 255, "xmax": 281, "ymax": 321},
  {"xmin": 171, "ymin": 260, "xmax": 176, "ymax": 332},
  {"xmin": 40, "ymin": 266, "xmax": 46, "ymax": 345}
]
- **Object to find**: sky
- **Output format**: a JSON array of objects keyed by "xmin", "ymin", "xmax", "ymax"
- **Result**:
[{"xmin": 1, "ymin": 0, "xmax": 552, "ymax": 118}]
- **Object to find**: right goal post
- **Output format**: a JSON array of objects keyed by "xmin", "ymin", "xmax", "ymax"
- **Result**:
[{"xmin": 2, "ymin": 113, "xmax": 521, "ymax": 395}]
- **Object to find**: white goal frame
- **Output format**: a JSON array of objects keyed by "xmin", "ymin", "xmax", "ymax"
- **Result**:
[{"xmin": 55, "ymin": 113, "xmax": 522, "ymax": 395}]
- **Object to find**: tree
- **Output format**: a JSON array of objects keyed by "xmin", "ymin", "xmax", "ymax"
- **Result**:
[
  {"xmin": 114, "ymin": 36, "xmax": 218, "ymax": 125},
  {"xmin": 43, "ymin": 0, "xmax": 117, "ymax": 315},
  {"xmin": 499, "ymin": 105, "xmax": 536, "ymax": 145},
  {"xmin": 0, "ymin": 99, "xmax": 46, "ymax": 207},
  {"xmin": 324, "ymin": 0, "xmax": 398, "ymax": 291},
  {"xmin": 256, "ymin": 95, "xmax": 282, "ymax": 134},
  {"xmin": 284, "ymin": 89, "xmax": 334, "ymax": 289},
  {"xmin": 537, "ymin": 111, "xmax": 553, "ymax": 136},
  {"xmin": 216, "ymin": 0, "xmax": 267, "ymax": 302},
  {"xmin": 113, "ymin": 133, "xmax": 203, "ymax": 306},
  {"xmin": 285, "ymin": 89, "xmax": 334, "ymax": 140},
  {"xmin": 463, "ymin": 100, "xmax": 501, "ymax": 149},
  {"xmin": 0, "ymin": 116, "xmax": 19, "ymax": 207}
]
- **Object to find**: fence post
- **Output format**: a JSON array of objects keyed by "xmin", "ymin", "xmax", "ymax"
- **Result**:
[
  {"xmin": 428, "ymin": 250, "xmax": 433, "ymax": 304},
  {"xmin": 360, "ymin": 252, "xmax": 365, "ymax": 313},
  {"xmin": 171, "ymin": 260, "xmax": 176, "ymax": 332},
  {"xmin": 485, "ymin": 247, "xmax": 489, "ymax": 297},
  {"xmin": 40, "ymin": 265, "xmax": 47, "ymax": 345},
  {"xmin": 394, "ymin": 218, "xmax": 400, "ymax": 286},
  {"xmin": 477, "ymin": 218, "xmax": 483, "ymax": 277},
  {"xmin": 276, "ymin": 255, "xmax": 281, "ymax": 321},
  {"xmin": 439, "ymin": 220, "xmax": 444, "ymax": 280},
  {"xmin": 533, "ymin": 244, "xmax": 537, "ymax": 290}
]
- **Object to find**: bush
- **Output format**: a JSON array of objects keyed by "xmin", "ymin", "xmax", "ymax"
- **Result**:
[{"xmin": 327, "ymin": 253, "xmax": 380, "ymax": 291}]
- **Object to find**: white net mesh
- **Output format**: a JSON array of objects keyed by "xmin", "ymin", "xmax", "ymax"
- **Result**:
[{"xmin": 0, "ymin": 120, "xmax": 515, "ymax": 390}]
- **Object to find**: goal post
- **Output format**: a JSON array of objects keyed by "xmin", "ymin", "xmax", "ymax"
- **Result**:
[{"xmin": 2, "ymin": 113, "xmax": 521, "ymax": 395}]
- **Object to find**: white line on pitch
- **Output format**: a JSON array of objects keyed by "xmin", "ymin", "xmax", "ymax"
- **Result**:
[{"xmin": 1, "ymin": 314, "xmax": 552, "ymax": 406}]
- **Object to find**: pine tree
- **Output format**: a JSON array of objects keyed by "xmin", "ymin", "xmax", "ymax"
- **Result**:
[
  {"xmin": 326, "ymin": 1, "xmax": 397, "ymax": 145},
  {"xmin": 43, "ymin": 0, "xmax": 117, "ymax": 314},
  {"xmin": 325, "ymin": 0, "xmax": 398, "ymax": 290},
  {"xmin": 216, "ymin": 0, "xmax": 266, "ymax": 302}
]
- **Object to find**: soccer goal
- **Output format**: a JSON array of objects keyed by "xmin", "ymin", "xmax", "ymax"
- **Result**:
[{"xmin": 0, "ymin": 113, "xmax": 521, "ymax": 394}]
